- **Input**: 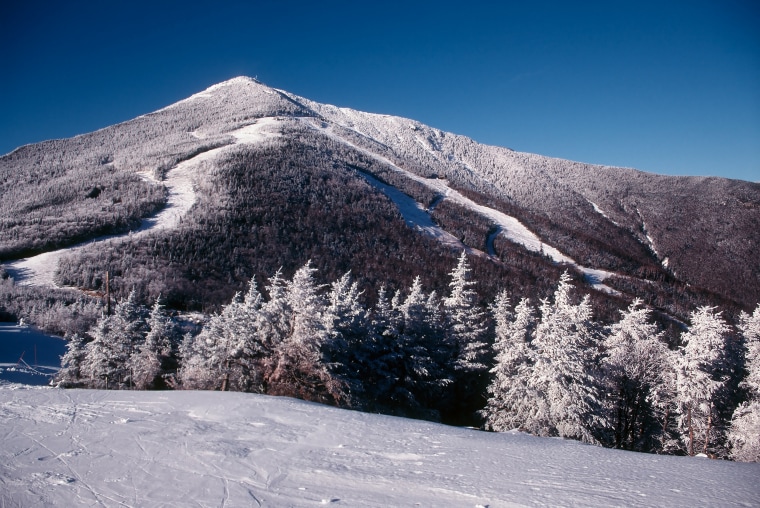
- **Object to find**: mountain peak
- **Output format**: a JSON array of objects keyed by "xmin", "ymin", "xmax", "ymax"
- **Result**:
[
  {"xmin": 190, "ymin": 75, "xmax": 267, "ymax": 98},
  {"xmin": 214, "ymin": 75, "xmax": 262, "ymax": 87}
]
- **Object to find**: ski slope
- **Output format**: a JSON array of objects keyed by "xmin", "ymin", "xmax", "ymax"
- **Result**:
[
  {"xmin": 1, "ymin": 118, "xmax": 281, "ymax": 289},
  {"xmin": 1, "ymin": 387, "xmax": 757, "ymax": 507},
  {"xmin": 303, "ymin": 117, "xmax": 619, "ymax": 294}
]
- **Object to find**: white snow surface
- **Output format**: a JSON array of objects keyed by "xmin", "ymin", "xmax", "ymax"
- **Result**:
[
  {"xmin": 1, "ymin": 387, "xmax": 757, "ymax": 507},
  {"xmin": 2, "ymin": 119, "xmax": 281, "ymax": 289}
]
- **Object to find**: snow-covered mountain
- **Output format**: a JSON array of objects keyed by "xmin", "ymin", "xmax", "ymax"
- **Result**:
[
  {"xmin": 1, "ymin": 76, "xmax": 758, "ymax": 318},
  {"xmin": 2, "ymin": 385, "xmax": 758, "ymax": 507}
]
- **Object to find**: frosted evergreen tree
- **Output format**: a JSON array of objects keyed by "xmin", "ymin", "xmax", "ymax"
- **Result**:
[
  {"xmin": 442, "ymin": 252, "xmax": 488, "ymax": 420},
  {"xmin": 180, "ymin": 282, "xmax": 264, "ymax": 392},
  {"xmin": 360, "ymin": 286, "xmax": 406, "ymax": 412},
  {"xmin": 259, "ymin": 269, "xmax": 290, "ymax": 356},
  {"xmin": 443, "ymin": 252, "xmax": 487, "ymax": 374},
  {"xmin": 80, "ymin": 314, "xmax": 122, "ymax": 389},
  {"xmin": 527, "ymin": 272, "xmax": 605, "ymax": 443},
  {"xmin": 728, "ymin": 304, "xmax": 760, "ymax": 461},
  {"xmin": 392, "ymin": 276, "xmax": 450, "ymax": 416},
  {"xmin": 56, "ymin": 333, "xmax": 87, "ymax": 387},
  {"xmin": 179, "ymin": 294, "xmax": 240, "ymax": 391},
  {"xmin": 398, "ymin": 276, "xmax": 428, "ymax": 330},
  {"xmin": 270, "ymin": 261, "xmax": 346, "ymax": 404},
  {"xmin": 324, "ymin": 272, "xmax": 366, "ymax": 345},
  {"xmin": 675, "ymin": 306, "xmax": 729, "ymax": 456},
  {"xmin": 106, "ymin": 290, "xmax": 148, "ymax": 388},
  {"xmin": 362, "ymin": 277, "xmax": 448, "ymax": 417},
  {"xmin": 482, "ymin": 294, "xmax": 537, "ymax": 432},
  {"xmin": 130, "ymin": 297, "xmax": 176, "ymax": 390},
  {"xmin": 737, "ymin": 305, "xmax": 760, "ymax": 399},
  {"xmin": 78, "ymin": 291, "xmax": 149, "ymax": 388},
  {"xmin": 603, "ymin": 298, "xmax": 674, "ymax": 451},
  {"xmin": 322, "ymin": 271, "xmax": 369, "ymax": 403},
  {"xmin": 373, "ymin": 286, "xmax": 400, "ymax": 340}
]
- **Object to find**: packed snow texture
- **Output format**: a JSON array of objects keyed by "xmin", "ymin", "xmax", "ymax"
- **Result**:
[{"xmin": 1, "ymin": 387, "xmax": 757, "ymax": 507}]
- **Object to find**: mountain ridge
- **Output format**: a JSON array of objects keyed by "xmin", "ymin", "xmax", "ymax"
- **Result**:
[{"xmin": 1, "ymin": 76, "xmax": 757, "ymax": 320}]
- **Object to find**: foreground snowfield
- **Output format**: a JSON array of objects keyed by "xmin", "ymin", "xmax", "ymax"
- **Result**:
[{"xmin": 1, "ymin": 388, "xmax": 757, "ymax": 507}]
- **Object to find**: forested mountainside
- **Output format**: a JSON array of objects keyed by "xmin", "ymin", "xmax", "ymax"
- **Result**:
[{"xmin": 1, "ymin": 77, "xmax": 758, "ymax": 322}]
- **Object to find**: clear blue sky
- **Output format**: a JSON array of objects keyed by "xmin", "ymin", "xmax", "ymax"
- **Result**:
[{"xmin": 2, "ymin": 1, "xmax": 758, "ymax": 182}]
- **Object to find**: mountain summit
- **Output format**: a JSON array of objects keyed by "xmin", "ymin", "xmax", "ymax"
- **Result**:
[{"xmin": 1, "ymin": 77, "xmax": 758, "ymax": 317}]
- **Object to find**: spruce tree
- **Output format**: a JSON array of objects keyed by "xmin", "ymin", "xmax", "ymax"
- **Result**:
[
  {"xmin": 56, "ymin": 333, "xmax": 87, "ymax": 387},
  {"xmin": 603, "ymin": 298, "xmax": 674, "ymax": 451},
  {"xmin": 323, "ymin": 271, "xmax": 369, "ymax": 406},
  {"xmin": 728, "ymin": 304, "xmax": 760, "ymax": 461},
  {"xmin": 270, "ymin": 261, "xmax": 346, "ymax": 405},
  {"xmin": 442, "ymin": 253, "xmax": 489, "ymax": 422},
  {"xmin": 675, "ymin": 306, "xmax": 729, "ymax": 456},
  {"xmin": 528, "ymin": 272, "xmax": 605, "ymax": 443},
  {"xmin": 131, "ymin": 297, "xmax": 176, "ymax": 390},
  {"xmin": 482, "ymin": 294, "xmax": 536, "ymax": 432}
]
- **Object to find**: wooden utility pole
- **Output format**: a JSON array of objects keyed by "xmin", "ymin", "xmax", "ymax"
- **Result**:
[{"xmin": 105, "ymin": 271, "xmax": 111, "ymax": 315}]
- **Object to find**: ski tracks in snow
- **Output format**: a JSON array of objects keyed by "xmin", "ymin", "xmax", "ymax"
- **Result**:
[
  {"xmin": 3, "ymin": 388, "xmax": 759, "ymax": 507},
  {"xmin": 2, "ymin": 118, "xmax": 281, "ymax": 289}
]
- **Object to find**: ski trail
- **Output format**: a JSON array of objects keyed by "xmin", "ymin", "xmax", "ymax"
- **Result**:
[
  {"xmin": 2, "ymin": 118, "xmax": 281, "ymax": 289},
  {"xmin": 303, "ymin": 117, "xmax": 619, "ymax": 294},
  {"xmin": 354, "ymin": 170, "xmax": 469, "ymax": 253}
]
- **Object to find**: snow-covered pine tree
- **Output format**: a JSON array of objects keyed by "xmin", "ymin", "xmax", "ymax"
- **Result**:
[
  {"xmin": 258, "ymin": 269, "xmax": 290, "ymax": 357},
  {"xmin": 178, "ymin": 295, "xmax": 238, "ymax": 391},
  {"xmin": 324, "ymin": 272, "xmax": 367, "ymax": 348},
  {"xmin": 603, "ymin": 298, "xmax": 675, "ymax": 451},
  {"xmin": 179, "ymin": 281, "xmax": 264, "ymax": 392},
  {"xmin": 357, "ymin": 286, "xmax": 406, "ymax": 413},
  {"xmin": 80, "ymin": 314, "xmax": 122, "ymax": 389},
  {"xmin": 374, "ymin": 286, "xmax": 400, "ymax": 340},
  {"xmin": 110, "ymin": 290, "xmax": 148, "ymax": 388},
  {"xmin": 675, "ymin": 306, "xmax": 729, "ymax": 456},
  {"xmin": 227, "ymin": 277, "xmax": 270, "ymax": 391},
  {"xmin": 79, "ymin": 291, "xmax": 147, "ymax": 389},
  {"xmin": 269, "ymin": 261, "xmax": 347, "ymax": 405},
  {"xmin": 442, "ymin": 252, "xmax": 489, "ymax": 422},
  {"xmin": 728, "ymin": 304, "xmax": 760, "ymax": 462},
  {"xmin": 393, "ymin": 276, "xmax": 450, "ymax": 417},
  {"xmin": 482, "ymin": 294, "xmax": 537, "ymax": 432},
  {"xmin": 527, "ymin": 272, "xmax": 605, "ymax": 444},
  {"xmin": 56, "ymin": 333, "xmax": 87, "ymax": 387},
  {"xmin": 322, "ymin": 271, "xmax": 369, "ymax": 406},
  {"xmin": 130, "ymin": 297, "xmax": 176, "ymax": 389}
]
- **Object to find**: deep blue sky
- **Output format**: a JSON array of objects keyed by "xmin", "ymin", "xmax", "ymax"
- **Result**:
[{"xmin": 2, "ymin": 1, "xmax": 758, "ymax": 181}]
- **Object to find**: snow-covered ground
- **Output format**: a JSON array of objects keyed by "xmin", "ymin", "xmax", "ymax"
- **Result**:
[
  {"xmin": 1, "ymin": 387, "xmax": 757, "ymax": 507},
  {"xmin": 2, "ymin": 118, "xmax": 281, "ymax": 289}
]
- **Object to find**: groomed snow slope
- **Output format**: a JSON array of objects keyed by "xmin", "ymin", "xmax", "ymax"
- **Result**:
[{"xmin": 1, "ymin": 387, "xmax": 757, "ymax": 507}]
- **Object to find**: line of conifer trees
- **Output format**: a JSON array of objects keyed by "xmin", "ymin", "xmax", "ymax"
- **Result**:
[{"xmin": 56, "ymin": 253, "xmax": 760, "ymax": 461}]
